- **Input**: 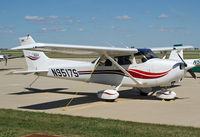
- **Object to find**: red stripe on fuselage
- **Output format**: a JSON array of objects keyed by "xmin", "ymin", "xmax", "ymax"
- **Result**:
[
  {"xmin": 78, "ymin": 69, "xmax": 171, "ymax": 79},
  {"xmin": 128, "ymin": 69, "xmax": 171, "ymax": 76}
]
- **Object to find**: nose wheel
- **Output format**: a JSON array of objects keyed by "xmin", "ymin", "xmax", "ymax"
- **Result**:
[{"xmin": 156, "ymin": 88, "xmax": 176, "ymax": 100}]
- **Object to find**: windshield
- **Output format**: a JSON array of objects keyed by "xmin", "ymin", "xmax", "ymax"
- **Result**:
[
  {"xmin": 134, "ymin": 48, "xmax": 158, "ymax": 63},
  {"xmin": 137, "ymin": 48, "xmax": 158, "ymax": 60}
]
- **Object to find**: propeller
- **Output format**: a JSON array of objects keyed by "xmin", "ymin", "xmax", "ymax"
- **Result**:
[
  {"xmin": 188, "ymin": 69, "xmax": 197, "ymax": 79},
  {"xmin": 177, "ymin": 53, "xmax": 196, "ymax": 79}
]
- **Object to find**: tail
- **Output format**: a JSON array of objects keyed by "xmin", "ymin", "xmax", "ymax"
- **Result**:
[
  {"xmin": 24, "ymin": 50, "xmax": 49, "ymax": 71},
  {"xmin": 169, "ymin": 49, "xmax": 183, "ymax": 61},
  {"xmin": 19, "ymin": 34, "xmax": 35, "ymax": 46},
  {"xmin": 11, "ymin": 34, "xmax": 37, "ymax": 50}
]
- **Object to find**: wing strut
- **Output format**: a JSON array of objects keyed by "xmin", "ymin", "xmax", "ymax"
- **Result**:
[{"xmin": 104, "ymin": 53, "xmax": 142, "ymax": 85}]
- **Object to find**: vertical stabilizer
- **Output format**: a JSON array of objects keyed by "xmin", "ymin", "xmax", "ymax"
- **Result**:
[
  {"xmin": 19, "ymin": 34, "xmax": 35, "ymax": 46},
  {"xmin": 169, "ymin": 49, "xmax": 183, "ymax": 61},
  {"xmin": 23, "ymin": 50, "xmax": 49, "ymax": 71}
]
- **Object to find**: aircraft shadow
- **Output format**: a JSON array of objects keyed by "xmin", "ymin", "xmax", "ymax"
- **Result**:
[
  {"xmin": 18, "ymin": 96, "xmax": 101, "ymax": 110},
  {"xmin": 10, "ymin": 88, "xmax": 69, "ymax": 95},
  {"xmin": 16, "ymin": 85, "xmax": 185, "ymax": 110}
]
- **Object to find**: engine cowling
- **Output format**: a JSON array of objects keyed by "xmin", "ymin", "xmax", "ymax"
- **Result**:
[{"xmin": 97, "ymin": 89, "xmax": 119, "ymax": 100}]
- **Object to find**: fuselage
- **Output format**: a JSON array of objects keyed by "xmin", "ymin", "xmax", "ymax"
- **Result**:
[
  {"xmin": 37, "ymin": 58, "xmax": 186, "ymax": 88},
  {"xmin": 185, "ymin": 58, "xmax": 200, "ymax": 73}
]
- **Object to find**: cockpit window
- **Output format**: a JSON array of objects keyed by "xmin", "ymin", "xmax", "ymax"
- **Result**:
[
  {"xmin": 135, "ymin": 48, "xmax": 158, "ymax": 63},
  {"xmin": 137, "ymin": 48, "xmax": 158, "ymax": 59},
  {"xmin": 115, "ymin": 55, "xmax": 132, "ymax": 65},
  {"xmin": 97, "ymin": 55, "xmax": 132, "ymax": 66},
  {"xmin": 97, "ymin": 56, "xmax": 113, "ymax": 66}
]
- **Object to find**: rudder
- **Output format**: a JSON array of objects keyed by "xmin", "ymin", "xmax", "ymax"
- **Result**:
[
  {"xmin": 19, "ymin": 34, "xmax": 35, "ymax": 46},
  {"xmin": 23, "ymin": 50, "xmax": 49, "ymax": 71},
  {"xmin": 169, "ymin": 49, "xmax": 183, "ymax": 61}
]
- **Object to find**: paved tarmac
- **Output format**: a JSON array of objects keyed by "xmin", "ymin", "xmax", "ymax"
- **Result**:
[{"xmin": 1, "ymin": 58, "xmax": 200, "ymax": 128}]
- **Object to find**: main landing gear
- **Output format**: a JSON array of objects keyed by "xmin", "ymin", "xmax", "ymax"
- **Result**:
[
  {"xmin": 97, "ymin": 84, "xmax": 121, "ymax": 101},
  {"xmin": 97, "ymin": 86, "xmax": 176, "ymax": 101}
]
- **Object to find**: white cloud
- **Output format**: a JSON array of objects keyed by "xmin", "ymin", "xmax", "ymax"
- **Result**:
[
  {"xmin": 0, "ymin": 30, "xmax": 14, "ymax": 33},
  {"xmin": 65, "ymin": 16, "xmax": 71, "ymax": 19},
  {"xmin": 67, "ymin": 19, "xmax": 73, "ymax": 23},
  {"xmin": 0, "ymin": 10, "xmax": 7, "ymax": 14},
  {"xmin": 76, "ymin": 20, "xmax": 81, "ymax": 23},
  {"xmin": 41, "ymin": 27, "xmax": 47, "ymax": 31},
  {"xmin": 48, "ymin": 15, "xmax": 59, "ymax": 19},
  {"xmin": 158, "ymin": 27, "xmax": 178, "ymax": 32},
  {"xmin": 89, "ymin": 17, "xmax": 96, "ymax": 22},
  {"xmin": 144, "ymin": 10, "xmax": 151, "ymax": 14},
  {"xmin": 25, "ymin": 16, "xmax": 44, "ymax": 21},
  {"xmin": 111, "ymin": 26, "xmax": 116, "ymax": 29},
  {"xmin": 115, "ymin": 15, "xmax": 132, "ymax": 20},
  {"xmin": 157, "ymin": 14, "xmax": 169, "ymax": 19},
  {"xmin": 148, "ymin": 25, "xmax": 153, "ymax": 28},
  {"xmin": 91, "ymin": 17, "xmax": 96, "ymax": 20},
  {"xmin": 41, "ymin": 27, "xmax": 67, "ymax": 32},
  {"xmin": 0, "ymin": 25, "xmax": 15, "ymax": 33},
  {"xmin": 148, "ymin": 25, "xmax": 184, "ymax": 32},
  {"xmin": 78, "ymin": 28, "xmax": 84, "ymax": 32}
]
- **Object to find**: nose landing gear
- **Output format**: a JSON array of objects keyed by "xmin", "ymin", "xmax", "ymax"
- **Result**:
[{"xmin": 156, "ymin": 88, "xmax": 176, "ymax": 100}]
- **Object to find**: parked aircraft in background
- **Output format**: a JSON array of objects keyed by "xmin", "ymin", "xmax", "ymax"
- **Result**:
[
  {"xmin": 0, "ymin": 55, "xmax": 8, "ymax": 65},
  {"xmin": 168, "ymin": 46, "xmax": 200, "ymax": 78},
  {"xmin": 0, "ymin": 54, "xmax": 23, "ymax": 66},
  {"xmin": 11, "ymin": 35, "xmax": 194, "ymax": 101}
]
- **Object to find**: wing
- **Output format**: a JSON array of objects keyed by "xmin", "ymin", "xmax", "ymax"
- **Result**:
[
  {"xmin": 12, "ymin": 35, "xmax": 138, "ymax": 56},
  {"xmin": 151, "ymin": 45, "xmax": 193, "ymax": 52}
]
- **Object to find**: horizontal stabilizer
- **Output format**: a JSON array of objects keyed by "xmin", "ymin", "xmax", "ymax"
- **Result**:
[{"xmin": 9, "ymin": 70, "xmax": 48, "ymax": 75}]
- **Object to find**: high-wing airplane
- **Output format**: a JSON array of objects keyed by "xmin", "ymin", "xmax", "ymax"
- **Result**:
[{"xmin": 11, "ymin": 35, "xmax": 194, "ymax": 101}]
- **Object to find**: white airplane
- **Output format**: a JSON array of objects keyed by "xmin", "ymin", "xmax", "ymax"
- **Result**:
[
  {"xmin": 11, "ymin": 35, "xmax": 194, "ymax": 101},
  {"xmin": 0, "ymin": 54, "xmax": 23, "ymax": 66}
]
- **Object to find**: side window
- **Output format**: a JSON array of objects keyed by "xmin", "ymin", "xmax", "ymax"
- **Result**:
[
  {"xmin": 105, "ymin": 59, "xmax": 112, "ymax": 66},
  {"xmin": 98, "ymin": 57, "xmax": 112, "ymax": 66},
  {"xmin": 115, "ymin": 56, "xmax": 132, "ymax": 65},
  {"xmin": 134, "ymin": 54, "xmax": 147, "ymax": 64}
]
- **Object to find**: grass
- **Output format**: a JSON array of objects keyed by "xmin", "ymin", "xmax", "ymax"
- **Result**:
[{"xmin": 0, "ymin": 109, "xmax": 200, "ymax": 137}]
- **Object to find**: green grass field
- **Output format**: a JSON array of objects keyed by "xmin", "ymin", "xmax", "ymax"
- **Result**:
[{"xmin": 0, "ymin": 109, "xmax": 200, "ymax": 137}]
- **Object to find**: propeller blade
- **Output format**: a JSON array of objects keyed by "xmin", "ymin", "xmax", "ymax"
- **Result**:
[
  {"xmin": 188, "ymin": 69, "xmax": 197, "ymax": 79},
  {"xmin": 177, "ymin": 52, "xmax": 196, "ymax": 79},
  {"xmin": 177, "ymin": 53, "xmax": 187, "ymax": 67}
]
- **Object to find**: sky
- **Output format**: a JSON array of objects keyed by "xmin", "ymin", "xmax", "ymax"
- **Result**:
[{"xmin": 0, "ymin": 0, "xmax": 200, "ymax": 49}]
